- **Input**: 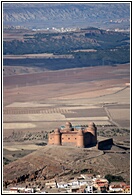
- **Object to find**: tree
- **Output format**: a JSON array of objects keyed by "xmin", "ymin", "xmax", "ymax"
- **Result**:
[{"xmin": 105, "ymin": 174, "xmax": 124, "ymax": 183}]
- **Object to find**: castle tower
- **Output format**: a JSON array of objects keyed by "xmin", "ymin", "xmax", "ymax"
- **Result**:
[
  {"xmin": 54, "ymin": 128, "xmax": 61, "ymax": 145},
  {"xmin": 65, "ymin": 122, "xmax": 73, "ymax": 131},
  {"xmin": 77, "ymin": 130, "xmax": 84, "ymax": 147},
  {"xmin": 87, "ymin": 122, "xmax": 97, "ymax": 144}
]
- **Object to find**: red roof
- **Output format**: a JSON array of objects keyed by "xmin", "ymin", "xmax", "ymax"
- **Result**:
[
  {"xmin": 111, "ymin": 185, "xmax": 122, "ymax": 188},
  {"xmin": 97, "ymin": 183, "xmax": 106, "ymax": 187},
  {"xmin": 96, "ymin": 179, "xmax": 108, "ymax": 183},
  {"xmin": 10, "ymin": 188, "xmax": 18, "ymax": 191},
  {"xmin": 125, "ymin": 185, "xmax": 130, "ymax": 188}
]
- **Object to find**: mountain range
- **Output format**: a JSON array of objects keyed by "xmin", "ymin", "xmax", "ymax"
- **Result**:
[{"xmin": 3, "ymin": 3, "xmax": 130, "ymax": 30}]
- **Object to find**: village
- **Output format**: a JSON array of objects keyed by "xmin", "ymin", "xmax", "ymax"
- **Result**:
[{"xmin": 3, "ymin": 173, "xmax": 130, "ymax": 194}]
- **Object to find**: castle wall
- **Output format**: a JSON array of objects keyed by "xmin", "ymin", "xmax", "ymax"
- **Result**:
[
  {"xmin": 61, "ymin": 133, "xmax": 77, "ymax": 146},
  {"xmin": 84, "ymin": 132, "xmax": 91, "ymax": 147},
  {"xmin": 84, "ymin": 132, "xmax": 97, "ymax": 147},
  {"xmin": 54, "ymin": 133, "xmax": 61, "ymax": 145},
  {"xmin": 48, "ymin": 131, "xmax": 97, "ymax": 147},
  {"xmin": 76, "ymin": 134, "xmax": 84, "ymax": 147},
  {"xmin": 48, "ymin": 121, "xmax": 98, "ymax": 148},
  {"xmin": 48, "ymin": 134, "xmax": 55, "ymax": 145}
]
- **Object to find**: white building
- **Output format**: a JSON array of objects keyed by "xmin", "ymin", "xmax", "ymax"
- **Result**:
[
  {"xmin": 109, "ymin": 185, "xmax": 123, "ymax": 193},
  {"xmin": 85, "ymin": 185, "xmax": 93, "ymax": 193}
]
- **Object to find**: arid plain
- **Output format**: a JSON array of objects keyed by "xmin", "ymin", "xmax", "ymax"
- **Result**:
[
  {"xmin": 3, "ymin": 63, "xmax": 130, "ymax": 184},
  {"xmin": 3, "ymin": 63, "xmax": 130, "ymax": 131}
]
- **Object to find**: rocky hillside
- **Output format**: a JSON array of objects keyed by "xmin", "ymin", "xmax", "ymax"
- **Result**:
[
  {"xmin": 3, "ymin": 3, "xmax": 130, "ymax": 29},
  {"xmin": 3, "ymin": 144, "xmax": 130, "ymax": 187}
]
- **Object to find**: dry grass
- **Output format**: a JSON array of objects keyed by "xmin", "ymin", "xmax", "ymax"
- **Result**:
[
  {"xmin": 108, "ymin": 109, "xmax": 130, "ymax": 120},
  {"xmin": 3, "ymin": 123, "xmax": 36, "ymax": 129},
  {"xmin": 3, "ymin": 144, "xmax": 130, "ymax": 183},
  {"xmin": 4, "ymin": 142, "xmax": 43, "ymax": 151}
]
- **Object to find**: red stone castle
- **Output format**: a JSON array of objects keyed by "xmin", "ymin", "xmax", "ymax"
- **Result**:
[{"xmin": 48, "ymin": 122, "xmax": 97, "ymax": 148}]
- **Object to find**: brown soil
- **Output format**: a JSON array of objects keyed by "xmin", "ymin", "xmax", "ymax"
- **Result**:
[
  {"xmin": 3, "ymin": 64, "xmax": 130, "ymax": 187},
  {"xmin": 3, "ymin": 144, "xmax": 130, "ymax": 186}
]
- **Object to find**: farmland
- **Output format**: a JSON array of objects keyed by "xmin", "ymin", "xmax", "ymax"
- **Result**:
[
  {"xmin": 3, "ymin": 57, "xmax": 130, "ymax": 189},
  {"xmin": 3, "ymin": 63, "xmax": 130, "ymax": 138}
]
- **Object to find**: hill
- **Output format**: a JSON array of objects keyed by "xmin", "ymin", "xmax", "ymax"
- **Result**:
[
  {"xmin": 3, "ymin": 3, "xmax": 130, "ymax": 30},
  {"xmin": 3, "ymin": 144, "xmax": 130, "ymax": 188},
  {"xmin": 3, "ymin": 27, "xmax": 130, "ymax": 69}
]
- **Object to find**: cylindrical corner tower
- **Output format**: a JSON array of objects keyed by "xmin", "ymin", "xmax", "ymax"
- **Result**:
[
  {"xmin": 77, "ymin": 130, "xmax": 84, "ymax": 148},
  {"xmin": 54, "ymin": 128, "xmax": 61, "ymax": 145},
  {"xmin": 87, "ymin": 122, "xmax": 97, "ymax": 144}
]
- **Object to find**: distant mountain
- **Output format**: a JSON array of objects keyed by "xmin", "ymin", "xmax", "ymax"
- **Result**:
[{"xmin": 3, "ymin": 3, "xmax": 130, "ymax": 30}]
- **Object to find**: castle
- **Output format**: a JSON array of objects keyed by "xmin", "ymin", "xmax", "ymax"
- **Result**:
[{"xmin": 48, "ymin": 122, "xmax": 97, "ymax": 148}]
